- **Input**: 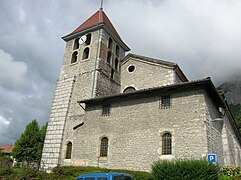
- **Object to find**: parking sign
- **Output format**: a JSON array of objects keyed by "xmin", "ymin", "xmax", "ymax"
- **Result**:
[{"xmin": 207, "ymin": 154, "xmax": 217, "ymax": 163}]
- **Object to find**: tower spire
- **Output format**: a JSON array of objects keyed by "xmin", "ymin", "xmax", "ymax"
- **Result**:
[{"xmin": 100, "ymin": 0, "xmax": 104, "ymax": 10}]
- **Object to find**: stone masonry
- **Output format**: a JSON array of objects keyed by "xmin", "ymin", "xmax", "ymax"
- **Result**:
[{"xmin": 41, "ymin": 76, "xmax": 75, "ymax": 171}]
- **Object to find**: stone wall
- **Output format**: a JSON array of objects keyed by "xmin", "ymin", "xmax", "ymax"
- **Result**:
[
  {"xmin": 121, "ymin": 57, "xmax": 175, "ymax": 92},
  {"xmin": 222, "ymin": 111, "xmax": 241, "ymax": 166},
  {"xmin": 41, "ymin": 76, "xmax": 75, "ymax": 171},
  {"xmin": 63, "ymin": 88, "xmax": 209, "ymax": 171},
  {"xmin": 204, "ymin": 91, "xmax": 224, "ymax": 164}
]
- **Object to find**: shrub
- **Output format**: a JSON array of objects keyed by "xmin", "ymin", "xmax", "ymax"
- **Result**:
[
  {"xmin": 151, "ymin": 159, "xmax": 221, "ymax": 180},
  {"xmin": 220, "ymin": 166, "xmax": 241, "ymax": 179},
  {"xmin": 0, "ymin": 155, "xmax": 13, "ymax": 176}
]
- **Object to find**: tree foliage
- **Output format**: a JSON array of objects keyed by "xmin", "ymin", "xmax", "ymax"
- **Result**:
[
  {"xmin": 12, "ymin": 120, "xmax": 47, "ymax": 166},
  {"xmin": 229, "ymin": 103, "xmax": 241, "ymax": 133}
]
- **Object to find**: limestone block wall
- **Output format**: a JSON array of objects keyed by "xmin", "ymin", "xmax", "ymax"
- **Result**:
[
  {"xmin": 204, "ymin": 92, "xmax": 224, "ymax": 164},
  {"xmin": 222, "ymin": 112, "xmax": 241, "ymax": 166},
  {"xmin": 121, "ymin": 58, "xmax": 175, "ymax": 92},
  {"xmin": 67, "ymin": 89, "xmax": 209, "ymax": 171},
  {"xmin": 41, "ymin": 76, "xmax": 75, "ymax": 171}
]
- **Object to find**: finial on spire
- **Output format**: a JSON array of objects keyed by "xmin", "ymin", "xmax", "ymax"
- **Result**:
[{"xmin": 100, "ymin": 0, "xmax": 104, "ymax": 10}]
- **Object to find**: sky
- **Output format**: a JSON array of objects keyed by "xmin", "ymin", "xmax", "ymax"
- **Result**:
[{"xmin": 1, "ymin": 0, "xmax": 241, "ymax": 145}]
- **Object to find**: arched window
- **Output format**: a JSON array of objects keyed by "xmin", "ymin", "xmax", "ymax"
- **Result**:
[
  {"xmin": 100, "ymin": 137, "xmax": 108, "ymax": 157},
  {"xmin": 123, "ymin": 86, "xmax": 136, "ymax": 93},
  {"xmin": 115, "ymin": 58, "xmax": 119, "ymax": 70},
  {"xmin": 162, "ymin": 133, "xmax": 172, "ymax": 155},
  {"xmin": 71, "ymin": 51, "xmax": 78, "ymax": 63},
  {"xmin": 73, "ymin": 38, "xmax": 80, "ymax": 50},
  {"xmin": 108, "ymin": 37, "xmax": 113, "ymax": 49},
  {"xmin": 107, "ymin": 51, "xmax": 111, "ymax": 64},
  {"xmin": 66, "ymin": 142, "xmax": 72, "ymax": 159},
  {"xmin": 85, "ymin": 33, "xmax": 91, "ymax": 45},
  {"xmin": 82, "ymin": 47, "xmax": 90, "ymax": 60},
  {"xmin": 115, "ymin": 45, "xmax": 120, "ymax": 57}
]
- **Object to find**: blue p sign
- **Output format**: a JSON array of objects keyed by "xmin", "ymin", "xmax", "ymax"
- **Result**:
[{"xmin": 207, "ymin": 154, "xmax": 217, "ymax": 163}]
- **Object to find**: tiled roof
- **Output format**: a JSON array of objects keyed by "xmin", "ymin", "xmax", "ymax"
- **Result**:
[
  {"xmin": 78, "ymin": 77, "xmax": 225, "ymax": 108},
  {"xmin": 0, "ymin": 145, "xmax": 14, "ymax": 154},
  {"xmin": 68, "ymin": 9, "xmax": 121, "ymax": 39}
]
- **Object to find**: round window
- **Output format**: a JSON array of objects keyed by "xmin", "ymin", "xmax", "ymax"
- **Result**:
[{"xmin": 128, "ymin": 65, "xmax": 135, "ymax": 72}]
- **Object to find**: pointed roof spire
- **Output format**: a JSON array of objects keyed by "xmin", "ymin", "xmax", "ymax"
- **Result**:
[
  {"xmin": 64, "ymin": 9, "xmax": 121, "ymax": 40},
  {"xmin": 75, "ymin": 10, "xmax": 120, "ymax": 39},
  {"xmin": 62, "ymin": 7, "xmax": 130, "ymax": 51}
]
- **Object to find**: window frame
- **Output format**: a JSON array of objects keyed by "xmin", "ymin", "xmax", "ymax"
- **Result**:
[
  {"xmin": 100, "ymin": 137, "xmax": 108, "ymax": 157},
  {"xmin": 71, "ymin": 51, "xmax": 78, "ymax": 64},
  {"xmin": 82, "ymin": 47, "xmax": 90, "ymax": 60},
  {"xmin": 160, "ymin": 95, "xmax": 171, "ymax": 109},
  {"xmin": 102, "ymin": 104, "xmax": 111, "ymax": 117},
  {"xmin": 162, "ymin": 133, "xmax": 172, "ymax": 155},
  {"xmin": 65, "ymin": 141, "xmax": 72, "ymax": 159}
]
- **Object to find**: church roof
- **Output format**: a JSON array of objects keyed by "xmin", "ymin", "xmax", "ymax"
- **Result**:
[
  {"xmin": 78, "ymin": 77, "xmax": 223, "ymax": 107},
  {"xmin": 62, "ymin": 9, "xmax": 130, "ymax": 51},
  {"xmin": 70, "ymin": 9, "xmax": 121, "ymax": 39}
]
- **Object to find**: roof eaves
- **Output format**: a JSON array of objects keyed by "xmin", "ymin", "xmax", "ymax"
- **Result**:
[
  {"xmin": 78, "ymin": 78, "xmax": 224, "ymax": 106},
  {"xmin": 122, "ymin": 53, "xmax": 176, "ymax": 67}
]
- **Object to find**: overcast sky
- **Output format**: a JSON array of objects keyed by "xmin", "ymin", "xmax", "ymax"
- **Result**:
[{"xmin": 1, "ymin": 0, "xmax": 241, "ymax": 145}]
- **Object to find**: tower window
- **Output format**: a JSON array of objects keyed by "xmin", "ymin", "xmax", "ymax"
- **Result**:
[
  {"xmin": 102, "ymin": 104, "xmax": 110, "ymax": 116},
  {"xmin": 160, "ymin": 95, "xmax": 171, "ymax": 109},
  {"xmin": 114, "ymin": 58, "xmax": 119, "ymax": 70},
  {"xmin": 85, "ymin": 33, "xmax": 91, "ymax": 45},
  {"xmin": 100, "ymin": 137, "xmax": 108, "ymax": 157},
  {"xmin": 108, "ymin": 37, "xmax": 113, "ymax": 49},
  {"xmin": 115, "ymin": 45, "xmax": 120, "ymax": 57},
  {"xmin": 65, "ymin": 142, "xmax": 72, "ymax": 159},
  {"xmin": 71, "ymin": 51, "xmax": 78, "ymax": 63},
  {"xmin": 111, "ymin": 68, "xmax": 114, "ymax": 79},
  {"xmin": 73, "ymin": 38, "xmax": 80, "ymax": 50},
  {"xmin": 82, "ymin": 47, "xmax": 90, "ymax": 60},
  {"xmin": 162, "ymin": 133, "xmax": 172, "ymax": 155},
  {"xmin": 107, "ymin": 51, "xmax": 111, "ymax": 64}
]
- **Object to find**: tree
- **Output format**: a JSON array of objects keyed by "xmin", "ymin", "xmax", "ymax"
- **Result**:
[
  {"xmin": 37, "ymin": 122, "xmax": 48, "ymax": 164},
  {"xmin": 12, "ymin": 120, "xmax": 47, "ymax": 167}
]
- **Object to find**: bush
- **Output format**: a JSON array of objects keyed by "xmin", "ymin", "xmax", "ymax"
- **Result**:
[
  {"xmin": 220, "ymin": 166, "xmax": 241, "ymax": 179},
  {"xmin": 151, "ymin": 159, "xmax": 221, "ymax": 180},
  {"xmin": 0, "ymin": 155, "xmax": 13, "ymax": 176}
]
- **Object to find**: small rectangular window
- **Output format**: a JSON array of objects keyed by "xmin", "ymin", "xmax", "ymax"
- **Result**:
[
  {"xmin": 160, "ymin": 95, "xmax": 171, "ymax": 109},
  {"xmin": 102, "ymin": 104, "xmax": 110, "ymax": 116}
]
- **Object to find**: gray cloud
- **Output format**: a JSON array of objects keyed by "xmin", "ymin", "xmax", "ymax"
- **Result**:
[
  {"xmin": 1, "ymin": 0, "xmax": 241, "ymax": 144},
  {"xmin": 0, "ymin": 49, "xmax": 28, "ymax": 89}
]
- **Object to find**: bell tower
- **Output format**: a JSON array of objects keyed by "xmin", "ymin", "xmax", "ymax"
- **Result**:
[{"xmin": 41, "ymin": 8, "xmax": 130, "ymax": 171}]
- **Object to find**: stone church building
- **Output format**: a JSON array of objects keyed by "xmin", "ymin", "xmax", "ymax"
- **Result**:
[{"xmin": 41, "ymin": 8, "xmax": 241, "ymax": 172}]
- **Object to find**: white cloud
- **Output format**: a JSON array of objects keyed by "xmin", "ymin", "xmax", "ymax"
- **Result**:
[
  {"xmin": 0, "ymin": 49, "xmax": 28, "ymax": 89},
  {"xmin": 0, "ymin": 115, "xmax": 10, "ymax": 126}
]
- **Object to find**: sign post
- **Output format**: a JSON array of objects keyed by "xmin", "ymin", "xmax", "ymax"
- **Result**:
[{"xmin": 207, "ymin": 154, "xmax": 217, "ymax": 163}]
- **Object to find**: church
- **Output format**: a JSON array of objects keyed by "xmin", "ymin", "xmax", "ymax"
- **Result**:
[{"xmin": 40, "ymin": 7, "xmax": 241, "ymax": 172}]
